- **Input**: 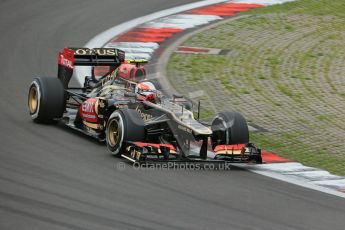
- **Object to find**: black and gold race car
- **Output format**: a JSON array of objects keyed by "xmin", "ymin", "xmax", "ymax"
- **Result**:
[{"xmin": 28, "ymin": 47, "xmax": 262, "ymax": 165}]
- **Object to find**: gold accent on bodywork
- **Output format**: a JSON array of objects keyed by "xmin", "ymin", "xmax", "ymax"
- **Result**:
[
  {"xmin": 215, "ymin": 150, "xmax": 242, "ymax": 155},
  {"xmin": 94, "ymin": 99, "xmax": 99, "ymax": 115},
  {"xmin": 82, "ymin": 120, "xmax": 99, "ymax": 129}
]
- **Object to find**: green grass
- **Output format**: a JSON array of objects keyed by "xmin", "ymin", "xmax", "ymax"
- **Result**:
[
  {"xmin": 251, "ymin": 132, "xmax": 345, "ymax": 176},
  {"xmin": 195, "ymin": 107, "xmax": 214, "ymax": 120},
  {"xmin": 167, "ymin": 0, "xmax": 345, "ymax": 175},
  {"xmin": 244, "ymin": 0, "xmax": 345, "ymax": 18}
]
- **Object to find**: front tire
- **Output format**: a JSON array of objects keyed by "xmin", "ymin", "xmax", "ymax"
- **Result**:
[
  {"xmin": 211, "ymin": 111, "xmax": 249, "ymax": 149},
  {"xmin": 28, "ymin": 77, "xmax": 65, "ymax": 123},
  {"xmin": 106, "ymin": 109, "xmax": 145, "ymax": 156}
]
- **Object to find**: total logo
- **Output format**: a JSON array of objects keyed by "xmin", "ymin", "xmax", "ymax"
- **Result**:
[
  {"xmin": 82, "ymin": 100, "xmax": 95, "ymax": 113},
  {"xmin": 80, "ymin": 99, "xmax": 98, "ymax": 123}
]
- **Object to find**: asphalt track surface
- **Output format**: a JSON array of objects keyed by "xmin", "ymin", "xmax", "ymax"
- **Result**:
[{"xmin": 1, "ymin": 1, "xmax": 345, "ymax": 229}]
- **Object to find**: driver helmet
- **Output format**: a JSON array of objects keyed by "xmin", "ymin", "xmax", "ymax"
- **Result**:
[{"xmin": 135, "ymin": 81, "xmax": 157, "ymax": 102}]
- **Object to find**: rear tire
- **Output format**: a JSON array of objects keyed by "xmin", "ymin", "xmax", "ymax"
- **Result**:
[
  {"xmin": 211, "ymin": 111, "xmax": 249, "ymax": 149},
  {"xmin": 106, "ymin": 109, "xmax": 145, "ymax": 156},
  {"xmin": 28, "ymin": 77, "xmax": 65, "ymax": 123}
]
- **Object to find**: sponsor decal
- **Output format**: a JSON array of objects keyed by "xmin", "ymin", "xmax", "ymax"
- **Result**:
[
  {"xmin": 135, "ymin": 106, "xmax": 153, "ymax": 121},
  {"xmin": 82, "ymin": 100, "xmax": 95, "ymax": 113},
  {"xmin": 98, "ymin": 100, "xmax": 105, "ymax": 108},
  {"xmin": 58, "ymin": 52, "xmax": 74, "ymax": 69},
  {"xmin": 99, "ymin": 71, "xmax": 117, "ymax": 86},
  {"xmin": 60, "ymin": 56, "xmax": 73, "ymax": 68},
  {"xmin": 177, "ymin": 124, "xmax": 192, "ymax": 134},
  {"xmin": 81, "ymin": 114, "xmax": 96, "ymax": 119},
  {"xmin": 130, "ymin": 149, "xmax": 142, "ymax": 161},
  {"xmin": 80, "ymin": 98, "xmax": 98, "ymax": 124},
  {"xmin": 116, "ymin": 104, "xmax": 128, "ymax": 109},
  {"xmin": 74, "ymin": 48, "xmax": 118, "ymax": 56}
]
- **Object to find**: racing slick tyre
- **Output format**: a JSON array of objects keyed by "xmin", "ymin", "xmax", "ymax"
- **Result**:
[
  {"xmin": 106, "ymin": 109, "xmax": 145, "ymax": 156},
  {"xmin": 211, "ymin": 111, "xmax": 249, "ymax": 149},
  {"xmin": 28, "ymin": 77, "xmax": 65, "ymax": 123}
]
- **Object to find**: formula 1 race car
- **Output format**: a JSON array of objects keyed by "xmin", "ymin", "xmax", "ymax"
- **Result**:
[{"xmin": 28, "ymin": 47, "xmax": 262, "ymax": 164}]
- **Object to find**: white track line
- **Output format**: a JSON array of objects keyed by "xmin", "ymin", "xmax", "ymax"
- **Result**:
[
  {"xmin": 250, "ymin": 168, "xmax": 345, "ymax": 198},
  {"xmin": 105, "ymin": 42, "xmax": 159, "ymax": 49},
  {"xmin": 237, "ymin": 162, "xmax": 345, "ymax": 198}
]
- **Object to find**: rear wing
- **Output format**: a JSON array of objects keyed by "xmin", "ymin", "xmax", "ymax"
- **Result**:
[{"xmin": 58, "ymin": 47, "xmax": 125, "ymax": 88}]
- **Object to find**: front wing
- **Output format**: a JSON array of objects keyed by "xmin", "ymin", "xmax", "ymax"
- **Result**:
[{"xmin": 120, "ymin": 142, "xmax": 262, "ymax": 167}]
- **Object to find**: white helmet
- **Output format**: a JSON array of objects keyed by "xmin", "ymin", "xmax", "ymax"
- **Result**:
[{"xmin": 135, "ymin": 81, "xmax": 157, "ymax": 102}]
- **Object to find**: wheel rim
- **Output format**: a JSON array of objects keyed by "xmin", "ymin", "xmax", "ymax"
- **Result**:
[
  {"xmin": 28, "ymin": 86, "xmax": 38, "ymax": 114},
  {"xmin": 107, "ymin": 118, "xmax": 121, "ymax": 147}
]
